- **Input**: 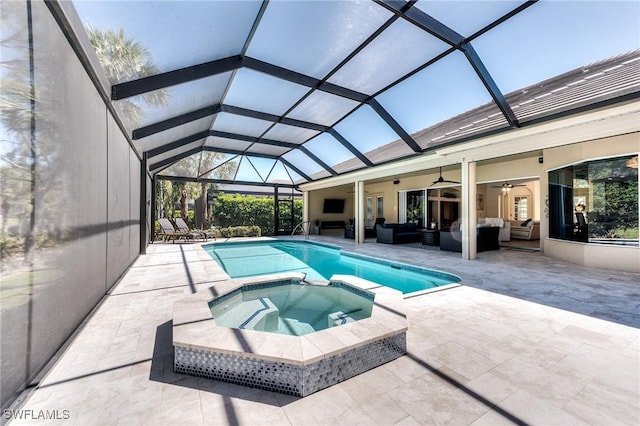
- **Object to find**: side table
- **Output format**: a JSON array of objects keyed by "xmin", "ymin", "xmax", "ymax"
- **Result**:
[{"xmin": 421, "ymin": 229, "xmax": 440, "ymax": 246}]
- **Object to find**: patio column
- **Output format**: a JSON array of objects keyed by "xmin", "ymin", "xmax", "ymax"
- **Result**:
[
  {"xmin": 302, "ymin": 191, "xmax": 309, "ymax": 228},
  {"xmin": 355, "ymin": 181, "xmax": 365, "ymax": 243},
  {"xmin": 461, "ymin": 159, "xmax": 478, "ymax": 260}
]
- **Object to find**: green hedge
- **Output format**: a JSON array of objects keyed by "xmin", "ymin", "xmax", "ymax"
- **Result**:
[
  {"xmin": 210, "ymin": 226, "xmax": 261, "ymax": 238},
  {"xmin": 212, "ymin": 193, "xmax": 302, "ymax": 236}
]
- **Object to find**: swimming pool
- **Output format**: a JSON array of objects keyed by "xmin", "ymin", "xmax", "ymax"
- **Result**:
[{"xmin": 203, "ymin": 240, "xmax": 460, "ymax": 294}]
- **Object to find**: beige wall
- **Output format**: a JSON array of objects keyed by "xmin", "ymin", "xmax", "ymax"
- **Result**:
[
  {"xmin": 308, "ymin": 185, "xmax": 353, "ymax": 224},
  {"xmin": 476, "ymin": 153, "xmax": 542, "ymax": 183},
  {"xmin": 545, "ymin": 239, "xmax": 640, "ymax": 273},
  {"xmin": 543, "ymin": 133, "xmax": 639, "ymax": 170}
]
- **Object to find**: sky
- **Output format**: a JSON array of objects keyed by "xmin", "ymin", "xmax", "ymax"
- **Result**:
[{"xmin": 67, "ymin": 1, "xmax": 640, "ymax": 180}]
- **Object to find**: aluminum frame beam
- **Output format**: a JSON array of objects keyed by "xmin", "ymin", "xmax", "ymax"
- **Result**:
[
  {"xmin": 156, "ymin": 175, "xmax": 299, "ymax": 189},
  {"xmin": 115, "ymin": 54, "xmax": 420, "ymax": 158},
  {"xmin": 133, "ymin": 104, "xmax": 222, "ymax": 140},
  {"xmin": 137, "ymin": 104, "xmax": 341, "ymax": 176},
  {"xmin": 111, "ymin": 55, "xmax": 243, "ymax": 100},
  {"xmin": 148, "ymin": 139, "xmax": 314, "ymax": 182}
]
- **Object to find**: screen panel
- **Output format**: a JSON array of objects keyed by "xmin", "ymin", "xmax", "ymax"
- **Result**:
[
  {"xmin": 73, "ymin": 0, "xmax": 261, "ymax": 75},
  {"xmin": 327, "ymin": 19, "xmax": 449, "ymax": 95},
  {"xmin": 137, "ymin": 117, "xmax": 211, "ymax": 152},
  {"xmin": 262, "ymin": 123, "xmax": 320, "ymax": 144},
  {"xmin": 303, "ymin": 133, "xmax": 358, "ymax": 168},
  {"xmin": 286, "ymin": 90, "xmax": 359, "ymax": 126},
  {"xmin": 211, "ymin": 112, "xmax": 273, "ymax": 138},
  {"xmin": 245, "ymin": 1, "xmax": 392, "ymax": 78},
  {"xmin": 414, "ymin": 0, "xmax": 523, "ymax": 38},
  {"xmin": 282, "ymin": 150, "xmax": 328, "ymax": 179},
  {"xmin": 223, "ymin": 68, "xmax": 310, "ymax": 116},
  {"xmin": 120, "ymin": 72, "xmax": 231, "ymax": 130},
  {"xmin": 473, "ymin": 1, "xmax": 640, "ymax": 94},
  {"xmin": 204, "ymin": 136, "xmax": 252, "ymax": 152},
  {"xmin": 333, "ymin": 105, "xmax": 403, "ymax": 162},
  {"xmin": 376, "ymin": 51, "xmax": 496, "ymax": 134}
]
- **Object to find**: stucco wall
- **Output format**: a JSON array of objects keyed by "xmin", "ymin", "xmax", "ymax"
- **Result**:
[{"xmin": 307, "ymin": 185, "xmax": 353, "ymax": 224}]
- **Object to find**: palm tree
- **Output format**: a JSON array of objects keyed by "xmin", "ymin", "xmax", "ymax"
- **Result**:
[{"xmin": 86, "ymin": 26, "xmax": 169, "ymax": 127}]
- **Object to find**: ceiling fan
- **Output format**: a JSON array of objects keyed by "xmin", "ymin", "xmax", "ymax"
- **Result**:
[
  {"xmin": 430, "ymin": 167, "xmax": 460, "ymax": 186},
  {"xmin": 491, "ymin": 182, "xmax": 526, "ymax": 192}
]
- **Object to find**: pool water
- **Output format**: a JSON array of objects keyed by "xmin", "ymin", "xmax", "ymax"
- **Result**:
[
  {"xmin": 204, "ymin": 240, "xmax": 460, "ymax": 294},
  {"xmin": 209, "ymin": 282, "xmax": 374, "ymax": 336}
]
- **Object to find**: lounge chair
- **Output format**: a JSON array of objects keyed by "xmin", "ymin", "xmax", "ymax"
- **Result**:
[
  {"xmin": 175, "ymin": 217, "xmax": 212, "ymax": 241},
  {"xmin": 156, "ymin": 218, "xmax": 205, "ymax": 243}
]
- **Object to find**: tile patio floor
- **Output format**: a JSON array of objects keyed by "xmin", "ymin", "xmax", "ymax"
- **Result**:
[{"xmin": 10, "ymin": 236, "xmax": 639, "ymax": 425}]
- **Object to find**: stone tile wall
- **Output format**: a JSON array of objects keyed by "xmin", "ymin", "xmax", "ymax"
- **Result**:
[{"xmin": 175, "ymin": 332, "xmax": 406, "ymax": 397}]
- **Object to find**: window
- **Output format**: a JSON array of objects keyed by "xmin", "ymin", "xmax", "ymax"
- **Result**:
[
  {"xmin": 514, "ymin": 196, "xmax": 528, "ymax": 221},
  {"xmin": 366, "ymin": 197, "xmax": 373, "ymax": 227},
  {"xmin": 548, "ymin": 155, "xmax": 638, "ymax": 246},
  {"xmin": 399, "ymin": 190, "xmax": 425, "ymax": 227},
  {"xmin": 406, "ymin": 190, "xmax": 425, "ymax": 228}
]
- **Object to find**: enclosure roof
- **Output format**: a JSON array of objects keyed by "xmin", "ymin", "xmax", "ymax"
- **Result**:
[{"xmin": 72, "ymin": 0, "xmax": 640, "ymax": 187}]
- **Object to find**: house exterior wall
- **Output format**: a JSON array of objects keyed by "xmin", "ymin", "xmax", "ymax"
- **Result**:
[
  {"xmin": 542, "ymin": 133, "xmax": 640, "ymax": 273},
  {"xmin": 307, "ymin": 185, "xmax": 354, "ymax": 225},
  {"xmin": 0, "ymin": 1, "xmax": 142, "ymax": 409},
  {"xmin": 305, "ymin": 128, "xmax": 639, "ymax": 273}
]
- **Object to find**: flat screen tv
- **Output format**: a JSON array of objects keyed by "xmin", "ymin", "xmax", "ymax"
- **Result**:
[{"xmin": 322, "ymin": 198, "xmax": 345, "ymax": 214}]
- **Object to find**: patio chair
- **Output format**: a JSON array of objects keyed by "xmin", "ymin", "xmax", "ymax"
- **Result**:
[
  {"xmin": 175, "ymin": 217, "xmax": 212, "ymax": 241},
  {"xmin": 156, "ymin": 218, "xmax": 203, "ymax": 243}
]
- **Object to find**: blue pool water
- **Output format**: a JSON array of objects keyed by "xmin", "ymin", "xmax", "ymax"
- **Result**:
[
  {"xmin": 209, "ymin": 282, "xmax": 374, "ymax": 336},
  {"xmin": 203, "ymin": 240, "xmax": 460, "ymax": 294}
]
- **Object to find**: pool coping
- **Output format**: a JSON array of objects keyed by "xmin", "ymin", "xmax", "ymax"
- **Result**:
[{"xmin": 172, "ymin": 272, "xmax": 408, "ymax": 367}]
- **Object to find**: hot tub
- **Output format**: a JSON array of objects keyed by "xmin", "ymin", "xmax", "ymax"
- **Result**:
[
  {"xmin": 172, "ymin": 273, "xmax": 407, "ymax": 397},
  {"xmin": 209, "ymin": 281, "xmax": 374, "ymax": 336}
]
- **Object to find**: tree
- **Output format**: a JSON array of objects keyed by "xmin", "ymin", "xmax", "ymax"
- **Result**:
[
  {"xmin": 194, "ymin": 152, "xmax": 238, "ymax": 227},
  {"xmin": 86, "ymin": 26, "xmax": 169, "ymax": 128}
]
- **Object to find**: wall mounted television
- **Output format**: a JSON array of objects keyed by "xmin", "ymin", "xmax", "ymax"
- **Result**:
[{"xmin": 322, "ymin": 199, "xmax": 345, "ymax": 214}]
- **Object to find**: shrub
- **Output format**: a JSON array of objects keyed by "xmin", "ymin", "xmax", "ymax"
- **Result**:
[
  {"xmin": 212, "ymin": 193, "xmax": 302, "ymax": 236},
  {"xmin": 210, "ymin": 225, "xmax": 261, "ymax": 238},
  {"xmin": 0, "ymin": 237, "xmax": 22, "ymax": 257}
]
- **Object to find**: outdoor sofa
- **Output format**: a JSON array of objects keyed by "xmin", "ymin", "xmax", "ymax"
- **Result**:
[{"xmin": 376, "ymin": 223, "xmax": 423, "ymax": 244}]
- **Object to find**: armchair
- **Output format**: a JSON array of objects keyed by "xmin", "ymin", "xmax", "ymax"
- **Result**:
[
  {"xmin": 439, "ymin": 225, "xmax": 500, "ymax": 252},
  {"xmin": 510, "ymin": 220, "xmax": 540, "ymax": 240},
  {"xmin": 344, "ymin": 217, "xmax": 385, "ymax": 239}
]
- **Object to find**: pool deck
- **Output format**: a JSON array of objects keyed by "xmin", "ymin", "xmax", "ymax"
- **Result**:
[{"xmin": 10, "ymin": 236, "xmax": 639, "ymax": 425}]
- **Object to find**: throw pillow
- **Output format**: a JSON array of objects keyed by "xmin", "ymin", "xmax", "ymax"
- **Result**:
[{"xmin": 520, "ymin": 218, "xmax": 532, "ymax": 227}]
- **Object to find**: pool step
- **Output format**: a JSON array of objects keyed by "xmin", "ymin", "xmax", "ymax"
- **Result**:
[
  {"xmin": 279, "ymin": 318, "xmax": 315, "ymax": 335},
  {"xmin": 215, "ymin": 297, "xmax": 279, "ymax": 332},
  {"xmin": 328, "ymin": 311, "xmax": 356, "ymax": 327}
]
